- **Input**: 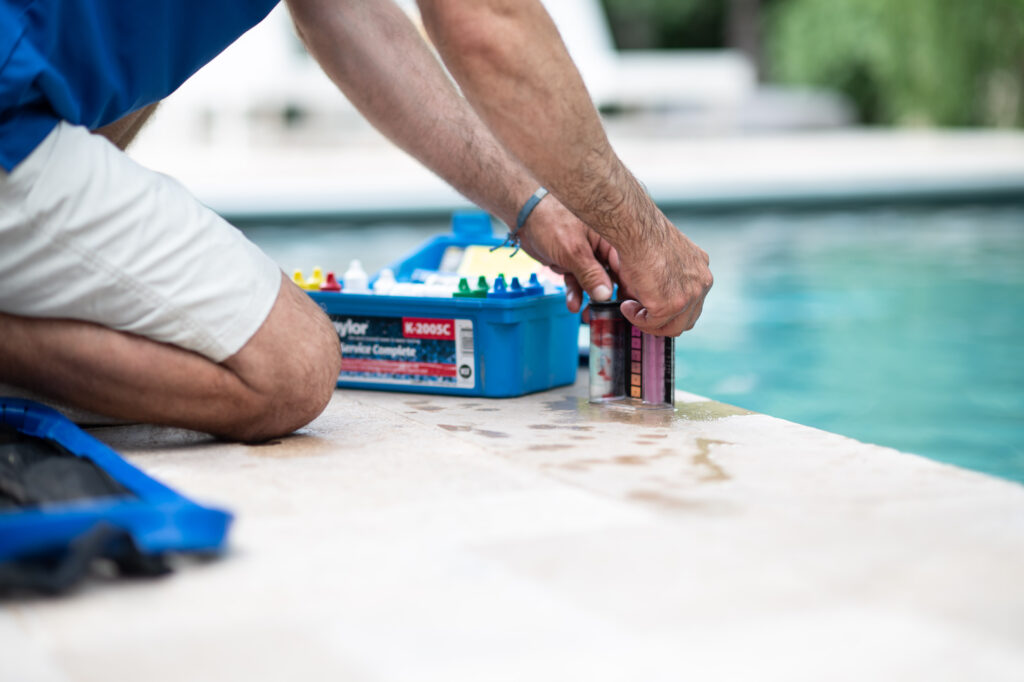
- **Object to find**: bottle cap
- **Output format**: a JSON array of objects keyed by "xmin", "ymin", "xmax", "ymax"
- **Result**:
[{"xmin": 320, "ymin": 272, "xmax": 342, "ymax": 292}]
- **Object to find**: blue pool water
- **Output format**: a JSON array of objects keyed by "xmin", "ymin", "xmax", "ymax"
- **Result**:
[{"xmin": 242, "ymin": 203, "xmax": 1024, "ymax": 484}]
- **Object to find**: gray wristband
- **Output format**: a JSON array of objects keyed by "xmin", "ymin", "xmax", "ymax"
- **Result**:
[
  {"xmin": 516, "ymin": 187, "xmax": 549, "ymax": 232},
  {"xmin": 491, "ymin": 187, "xmax": 549, "ymax": 257}
]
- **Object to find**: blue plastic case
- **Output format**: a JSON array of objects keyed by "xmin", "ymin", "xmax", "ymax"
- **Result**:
[
  {"xmin": 308, "ymin": 213, "xmax": 580, "ymax": 398},
  {"xmin": 0, "ymin": 399, "xmax": 232, "ymax": 563}
]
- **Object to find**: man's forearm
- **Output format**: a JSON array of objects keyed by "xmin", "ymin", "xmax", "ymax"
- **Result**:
[
  {"xmin": 415, "ymin": 0, "xmax": 655, "ymax": 252},
  {"xmin": 416, "ymin": 0, "xmax": 711, "ymax": 336},
  {"xmin": 287, "ymin": 0, "xmax": 538, "ymax": 228}
]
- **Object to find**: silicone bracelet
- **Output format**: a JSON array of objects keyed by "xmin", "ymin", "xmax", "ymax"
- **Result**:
[
  {"xmin": 516, "ymin": 187, "xmax": 549, "ymax": 232},
  {"xmin": 490, "ymin": 187, "xmax": 549, "ymax": 257}
]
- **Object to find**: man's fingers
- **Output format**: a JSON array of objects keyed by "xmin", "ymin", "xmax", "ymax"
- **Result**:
[
  {"xmin": 619, "ymin": 298, "xmax": 693, "ymax": 337},
  {"xmin": 607, "ymin": 245, "xmax": 620, "ymax": 275},
  {"xmin": 588, "ymin": 234, "xmax": 620, "ymax": 280},
  {"xmin": 658, "ymin": 311, "xmax": 693, "ymax": 337},
  {"xmin": 683, "ymin": 298, "xmax": 705, "ymax": 333},
  {"xmin": 566, "ymin": 248, "xmax": 614, "ymax": 303},
  {"xmin": 619, "ymin": 299, "xmax": 643, "ymax": 324},
  {"xmin": 581, "ymin": 271, "xmax": 613, "ymax": 303},
  {"xmin": 638, "ymin": 310, "xmax": 690, "ymax": 338},
  {"xmin": 563, "ymin": 272, "xmax": 583, "ymax": 313}
]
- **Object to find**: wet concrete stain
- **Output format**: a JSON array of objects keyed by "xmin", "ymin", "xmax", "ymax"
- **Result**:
[
  {"xmin": 692, "ymin": 438, "xmax": 731, "ymax": 482},
  {"xmin": 544, "ymin": 461, "xmax": 589, "ymax": 471},
  {"xmin": 674, "ymin": 401, "xmax": 754, "ymax": 422},
  {"xmin": 243, "ymin": 434, "xmax": 335, "ymax": 459},
  {"xmin": 543, "ymin": 395, "xmax": 582, "ymax": 413},
  {"xmin": 583, "ymin": 405, "xmax": 674, "ymax": 427},
  {"xmin": 439, "ymin": 424, "xmax": 472, "ymax": 432},
  {"xmin": 404, "ymin": 400, "xmax": 445, "ymax": 412},
  {"xmin": 550, "ymin": 452, "xmax": 667, "ymax": 471},
  {"xmin": 628, "ymin": 489, "xmax": 708, "ymax": 511},
  {"xmin": 438, "ymin": 424, "xmax": 510, "ymax": 439},
  {"xmin": 547, "ymin": 398, "xmax": 753, "ymax": 427},
  {"xmin": 543, "ymin": 440, "xmax": 733, "ymax": 483}
]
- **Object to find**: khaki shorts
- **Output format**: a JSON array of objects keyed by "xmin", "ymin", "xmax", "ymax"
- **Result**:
[{"xmin": 0, "ymin": 122, "xmax": 281, "ymax": 362}]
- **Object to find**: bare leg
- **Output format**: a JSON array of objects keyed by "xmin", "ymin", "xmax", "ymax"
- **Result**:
[
  {"xmin": 0, "ymin": 274, "xmax": 341, "ymax": 442},
  {"xmin": 94, "ymin": 102, "xmax": 160, "ymax": 151}
]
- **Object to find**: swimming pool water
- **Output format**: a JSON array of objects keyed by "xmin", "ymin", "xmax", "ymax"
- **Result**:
[
  {"xmin": 670, "ymin": 204, "xmax": 1024, "ymax": 485},
  {"xmin": 243, "ymin": 203, "xmax": 1024, "ymax": 485}
]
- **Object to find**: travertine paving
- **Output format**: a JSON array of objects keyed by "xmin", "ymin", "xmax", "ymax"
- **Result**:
[
  {"xmin": 4, "ymin": 372, "xmax": 1024, "ymax": 682},
  {"xmin": 129, "ymin": 128, "xmax": 1024, "ymax": 220}
]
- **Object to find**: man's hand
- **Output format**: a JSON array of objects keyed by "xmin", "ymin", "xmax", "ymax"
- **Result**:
[
  {"xmin": 614, "ymin": 214, "xmax": 712, "ymax": 336},
  {"xmin": 521, "ymin": 195, "xmax": 711, "ymax": 333},
  {"xmin": 516, "ymin": 197, "xmax": 619, "ymax": 313},
  {"xmin": 518, "ymin": 195, "xmax": 711, "ymax": 333}
]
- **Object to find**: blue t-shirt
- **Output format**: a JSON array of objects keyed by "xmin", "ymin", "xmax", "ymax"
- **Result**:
[{"xmin": 0, "ymin": 0, "xmax": 279, "ymax": 171}]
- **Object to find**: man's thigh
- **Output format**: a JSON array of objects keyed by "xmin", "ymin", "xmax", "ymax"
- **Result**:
[{"xmin": 0, "ymin": 121, "xmax": 281, "ymax": 363}]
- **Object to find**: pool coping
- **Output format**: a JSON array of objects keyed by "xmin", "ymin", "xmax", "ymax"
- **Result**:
[
  {"xmin": 128, "ymin": 128, "xmax": 1024, "ymax": 223},
  {"xmin": 5, "ymin": 371, "xmax": 1024, "ymax": 680}
]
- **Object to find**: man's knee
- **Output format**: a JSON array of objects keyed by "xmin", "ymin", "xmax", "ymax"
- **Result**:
[
  {"xmin": 222, "ymin": 276, "xmax": 341, "ymax": 442},
  {"xmin": 234, "ymin": 339, "xmax": 339, "ymax": 443}
]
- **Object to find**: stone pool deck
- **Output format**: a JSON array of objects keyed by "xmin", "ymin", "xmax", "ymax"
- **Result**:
[
  {"xmin": 129, "ymin": 126, "xmax": 1024, "ymax": 221},
  {"xmin": 5, "ymin": 371, "xmax": 1024, "ymax": 681}
]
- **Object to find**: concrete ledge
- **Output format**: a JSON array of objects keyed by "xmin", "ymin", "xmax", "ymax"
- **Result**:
[
  {"xmin": 128, "ymin": 129, "xmax": 1024, "ymax": 223},
  {"xmin": 5, "ymin": 372, "xmax": 1023, "ymax": 681}
]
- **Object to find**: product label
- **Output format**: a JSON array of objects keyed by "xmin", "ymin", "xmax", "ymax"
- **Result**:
[{"xmin": 329, "ymin": 314, "xmax": 474, "ymax": 389}]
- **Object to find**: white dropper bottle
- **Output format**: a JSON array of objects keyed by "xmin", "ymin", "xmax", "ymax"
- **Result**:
[
  {"xmin": 373, "ymin": 268, "xmax": 396, "ymax": 295},
  {"xmin": 343, "ymin": 259, "xmax": 370, "ymax": 294}
]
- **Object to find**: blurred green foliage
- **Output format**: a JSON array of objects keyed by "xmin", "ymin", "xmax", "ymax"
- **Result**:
[
  {"xmin": 601, "ymin": 0, "xmax": 1024, "ymax": 127},
  {"xmin": 768, "ymin": 0, "xmax": 1024, "ymax": 126},
  {"xmin": 601, "ymin": 0, "xmax": 727, "ymax": 49}
]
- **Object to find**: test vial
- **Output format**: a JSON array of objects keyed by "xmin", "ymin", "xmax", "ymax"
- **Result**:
[
  {"xmin": 640, "ymin": 332, "xmax": 674, "ymax": 407},
  {"xmin": 627, "ymin": 324, "xmax": 674, "ymax": 408},
  {"xmin": 588, "ymin": 301, "xmax": 626, "ymax": 403}
]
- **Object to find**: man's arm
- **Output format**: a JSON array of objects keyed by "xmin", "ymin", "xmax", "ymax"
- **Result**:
[
  {"xmin": 416, "ymin": 0, "xmax": 712, "ymax": 335},
  {"xmin": 286, "ymin": 0, "xmax": 616, "ymax": 310}
]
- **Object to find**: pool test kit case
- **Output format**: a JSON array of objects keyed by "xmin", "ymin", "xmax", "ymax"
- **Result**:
[{"xmin": 307, "ymin": 212, "xmax": 580, "ymax": 398}]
